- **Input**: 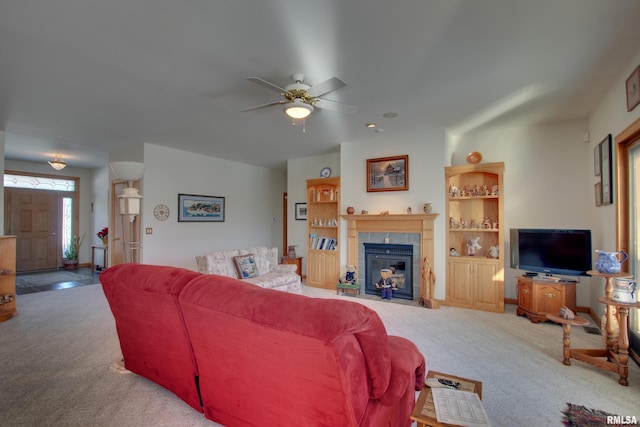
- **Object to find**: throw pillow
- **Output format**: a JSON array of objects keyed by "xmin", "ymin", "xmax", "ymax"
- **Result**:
[{"xmin": 233, "ymin": 254, "xmax": 259, "ymax": 279}]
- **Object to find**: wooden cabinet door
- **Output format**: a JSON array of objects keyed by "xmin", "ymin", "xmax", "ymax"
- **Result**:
[
  {"xmin": 447, "ymin": 258, "xmax": 473, "ymax": 306},
  {"xmin": 517, "ymin": 278, "xmax": 533, "ymax": 311},
  {"xmin": 474, "ymin": 260, "xmax": 501, "ymax": 311},
  {"xmin": 306, "ymin": 251, "xmax": 322, "ymax": 287},
  {"xmin": 536, "ymin": 284, "xmax": 563, "ymax": 314}
]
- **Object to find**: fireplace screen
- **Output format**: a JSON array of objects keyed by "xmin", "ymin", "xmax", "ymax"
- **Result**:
[{"xmin": 364, "ymin": 243, "xmax": 413, "ymax": 300}]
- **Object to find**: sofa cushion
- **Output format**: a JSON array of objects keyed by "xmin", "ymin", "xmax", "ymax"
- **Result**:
[
  {"xmin": 240, "ymin": 246, "xmax": 276, "ymax": 274},
  {"xmin": 233, "ymin": 254, "xmax": 259, "ymax": 278}
]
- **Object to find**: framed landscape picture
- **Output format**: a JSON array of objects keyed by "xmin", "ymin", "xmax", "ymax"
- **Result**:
[
  {"xmin": 178, "ymin": 194, "xmax": 225, "ymax": 222},
  {"xmin": 366, "ymin": 155, "xmax": 409, "ymax": 192}
]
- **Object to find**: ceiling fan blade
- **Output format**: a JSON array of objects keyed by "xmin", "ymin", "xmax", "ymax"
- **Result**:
[
  {"xmin": 314, "ymin": 98, "xmax": 359, "ymax": 115},
  {"xmin": 246, "ymin": 77, "xmax": 287, "ymax": 94},
  {"xmin": 307, "ymin": 77, "xmax": 346, "ymax": 97},
  {"xmin": 240, "ymin": 100, "xmax": 283, "ymax": 112}
]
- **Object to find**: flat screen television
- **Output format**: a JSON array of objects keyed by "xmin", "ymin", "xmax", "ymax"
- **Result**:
[{"xmin": 510, "ymin": 228, "xmax": 592, "ymax": 276}]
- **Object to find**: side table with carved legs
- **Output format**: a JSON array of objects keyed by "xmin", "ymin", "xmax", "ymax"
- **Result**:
[{"xmin": 563, "ymin": 270, "xmax": 639, "ymax": 386}]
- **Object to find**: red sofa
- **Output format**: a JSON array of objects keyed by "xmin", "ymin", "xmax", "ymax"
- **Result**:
[{"xmin": 101, "ymin": 264, "xmax": 426, "ymax": 427}]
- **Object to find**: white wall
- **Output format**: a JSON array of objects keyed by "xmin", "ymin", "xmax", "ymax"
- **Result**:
[
  {"xmin": 140, "ymin": 144, "xmax": 286, "ymax": 270},
  {"xmin": 588, "ymin": 44, "xmax": 640, "ymax": 317},
  {"xmin": 0, "ymin": 131, "xmax": 4, "ymax": 227},
  {"xmin": 340, "ymin": 128, "xmax": 448, "ymax": 299},
  {"xmin": 451, "ymin": 120, "xmax": 594, "ymax": 305}
]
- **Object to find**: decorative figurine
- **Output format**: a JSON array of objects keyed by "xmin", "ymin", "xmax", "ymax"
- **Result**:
[
  {"xmin": 489, "ymin": 245, "xmax": 499, "ymax": 259},
  {"xmin": 376, "ymin": 268, "xmax": 395, "ymax": 300},
  {"xmin": 449, "ymin": 248, "xmax": 461, "ymax": 257},
  {"xmin": 482, "ymin": 217, "xmax": 492, "ymax": 229},
  {"xmin": 339, "ymin": 265, "xmax": 357, "ymax": 284},
  {"xmin": 467, "ymin": 237, "xmax": 482, "ymax": 256}
]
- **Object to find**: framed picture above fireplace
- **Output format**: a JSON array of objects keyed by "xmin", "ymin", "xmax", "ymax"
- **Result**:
[{"xmin": 366, "ymin": 155, "xmax": 408, "ymax": 192}]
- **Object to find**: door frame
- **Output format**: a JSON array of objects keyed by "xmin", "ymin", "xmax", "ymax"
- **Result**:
[
  {"xmin": 4, "ymin": 170, "xmax": 80, "ymax": 272},
  {"xmin": 614, "ymin": 115, "xmax": 640, "ymax": 365}
]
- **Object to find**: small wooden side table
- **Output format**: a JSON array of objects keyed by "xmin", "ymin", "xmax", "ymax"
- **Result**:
[
  {"xmin": 545, "ymin": 313, "xmax": 590, "ymax": 366},
  {"xmin": 411, "ymin": 371, "xmax": 482, "ymax": 427},
  {"xmin": 281, "ymin": 256, "xmax": 304, "ymax": 279},
  {"xmin": 568, "ymin": 270, "xmax": 639, "ymax": 386},
  {"xmin": 91, "ymin": 245, "xmax": 108, "ymax": 272}
]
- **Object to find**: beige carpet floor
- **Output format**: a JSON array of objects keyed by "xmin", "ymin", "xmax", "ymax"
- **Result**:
[{"xmin": 0, "ymin": 283, "xmax": 638, "ymax": 426}]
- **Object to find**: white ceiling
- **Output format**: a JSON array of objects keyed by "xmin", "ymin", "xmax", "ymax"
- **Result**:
[{"xmin": 2, "ymin": 0, "xmax": 640, "ymax": 170}]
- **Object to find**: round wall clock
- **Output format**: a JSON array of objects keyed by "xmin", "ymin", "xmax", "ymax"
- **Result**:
[
  {"xmin": 320, "ymin": 167, "xmax": 332, "ymax": 178},
  {"xmin": 153, "ymin": 204, "xmax": 170, "ymax": 221}
]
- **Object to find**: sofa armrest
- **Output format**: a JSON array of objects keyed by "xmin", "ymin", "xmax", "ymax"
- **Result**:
[
  {"xmin": 276, "ymin": 263, "xmax": 298, "ymax": 274},
  {"xmin": 378, "ymin": 336, "xmax": 426, "ymax": 405}
]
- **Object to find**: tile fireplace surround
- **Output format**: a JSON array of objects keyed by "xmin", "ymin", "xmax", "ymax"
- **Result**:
[{"xmin": 341, "ymin": 214, "xmax": 438, "ymax": 306}]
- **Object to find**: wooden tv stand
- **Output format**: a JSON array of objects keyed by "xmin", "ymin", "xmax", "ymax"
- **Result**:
[{"xmin": 516, "ymin": 276, "xmax": 576, "ymax": 323}]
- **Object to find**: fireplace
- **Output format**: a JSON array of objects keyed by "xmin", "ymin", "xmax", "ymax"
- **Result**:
[
  {"xmin": 341, "ymin": 213, "xmax": 438, "ymax": 305},
  {"xmin": 364, "ymin": 243, "xmax": 413, "ymax": 300}
]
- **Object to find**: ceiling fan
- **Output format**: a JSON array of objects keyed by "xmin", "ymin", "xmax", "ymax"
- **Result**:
[{"xmin": 241, "ymin": 73, "xmax": 359, "ymax": 119}]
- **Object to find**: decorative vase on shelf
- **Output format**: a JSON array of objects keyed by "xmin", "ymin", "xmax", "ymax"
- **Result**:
[
  {"xmin": 101, "ymin": 237, "xmax": 108, "ymax": 247},
  {"xmin": 594, "ymin": 250, "xmax": 628, "ymax": 274},
  {"xmin": 346, "ymin": 206, "xmax": 355, "ymax": 215},
  {"xmin": 423, "ymin": 203, "xmax": 432, "ymax": 214}
]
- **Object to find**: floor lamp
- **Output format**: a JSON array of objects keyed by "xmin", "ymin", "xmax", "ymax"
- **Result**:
[{"xmin": 109, "ymin": 162, "xmax": 145, "ymax": 263}]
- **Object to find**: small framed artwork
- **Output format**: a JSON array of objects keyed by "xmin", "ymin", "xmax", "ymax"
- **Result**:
[
  {"xmin": 599, "ymin": 134, "xmax": 613, "ymax": 205},
  {"xmin": 594, "ymin": 182, "xmax": 602, "ymax": 207},
  {"xmin": 593, "ymin": 143, "xmax": 601, "ymax": 176},
  {"xmin": 295, "ymin": 203, "xmax": 307, "ymax": 221},
  {"xmin": 178, "ymin": 194, "xmax": 225, "ymax": 222},
  {"xmin": 626, "ymin": 65, "xmax": 640, "ymax": 112},
  {"xmin": 366, "ymin": 155, "xmax": 409, "ymax": 192}
]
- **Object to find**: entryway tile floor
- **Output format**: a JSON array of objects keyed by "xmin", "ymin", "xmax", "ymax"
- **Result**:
[{"xmin": 16, "ymin": 267, "xmax": 100, "ymax": 295}]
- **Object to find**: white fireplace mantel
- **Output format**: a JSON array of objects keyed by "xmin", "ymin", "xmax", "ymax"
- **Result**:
[{"xmin": 340, "ymin": 213, "xmax": 439, "ymax": 307}]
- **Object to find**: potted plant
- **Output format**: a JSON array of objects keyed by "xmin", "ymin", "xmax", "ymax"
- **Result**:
[
  {"xmin": 63, "ymin": 234, "xmax": 85, "ymax": 270},
  {"xmin": 96, "ymin": 227, "xmax": 108, "ymax": 247}
]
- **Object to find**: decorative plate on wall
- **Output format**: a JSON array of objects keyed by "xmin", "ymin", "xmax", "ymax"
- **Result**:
[{"xmin": 320, "ymin": 167, "xmax": 332, "ymax": 178}]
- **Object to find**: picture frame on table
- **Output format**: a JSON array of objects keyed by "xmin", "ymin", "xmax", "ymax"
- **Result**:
[
  {"xmin": 178, "ymin": 194, "xmax": 225, "ymax": 222},
  {"xmin": 598, "ymin": 134, "xmax": 613, "ymax": 205},
  {"xmin": 626, "ymin": 65, "xmax": 640, "ymax": 112},
  {"xmin": 366, "ymin": 155, "xmax": 409, "ymax": 192},
  {"xmin": 295, "ymin": 203, "xmax": 307, "ymax": 221}
]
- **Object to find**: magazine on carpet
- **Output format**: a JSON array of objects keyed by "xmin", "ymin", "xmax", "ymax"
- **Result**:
[{"xmin": 431, "ymin": 388, "xmax": 491, "ymax": 427}]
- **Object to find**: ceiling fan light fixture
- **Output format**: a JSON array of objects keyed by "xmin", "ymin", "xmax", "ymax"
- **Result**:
[
  {"xmin": 48, "ymin": 155, "xmax": 67, "ymax": 170},
  {"xmin": 284, "ymin": 100, "xmax": 314, "ymax": 119}
]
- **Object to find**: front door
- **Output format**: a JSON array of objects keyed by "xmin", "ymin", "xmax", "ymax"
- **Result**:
[{"xmin": 5, "ymin": 188, "xmax": 60, "ymax": 272}]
